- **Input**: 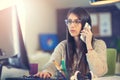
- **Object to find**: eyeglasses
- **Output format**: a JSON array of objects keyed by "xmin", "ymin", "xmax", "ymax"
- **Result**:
[{"xmin": 65, "ymin": 19, "xmax": 82, "ymax": 26}]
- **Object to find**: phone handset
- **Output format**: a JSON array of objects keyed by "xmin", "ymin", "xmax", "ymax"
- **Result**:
[{"xmin": 80, "ymin": 22, "xmax": 91, "ymax": 42}]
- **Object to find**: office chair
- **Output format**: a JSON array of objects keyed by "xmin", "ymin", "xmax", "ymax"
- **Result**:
[{"xmin": 105, "ymin": 48, "xmax": 117, "ymax": 76}]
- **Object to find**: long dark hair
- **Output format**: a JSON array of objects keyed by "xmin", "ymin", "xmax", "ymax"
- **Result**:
[{"xmin": 65, "ymin": 7, "xmax": 94, "ymax": 76}]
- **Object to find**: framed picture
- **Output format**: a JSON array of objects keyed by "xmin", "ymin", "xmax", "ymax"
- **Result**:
[
  {"xmin": 99, "ymin": 12, "xmax": 112, "ymax": 36},
  {"xmin": 90, "ymin": 12, "xmax": 112, "ymax": 37}
]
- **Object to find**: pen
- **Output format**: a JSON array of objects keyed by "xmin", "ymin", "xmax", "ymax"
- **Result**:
[
  {"xmin": 53, "ymin": 60, "xmax": 65, "ymax": 75},
  {"xmin": 61, "ymin": 59, "xmax": 69, "ymax": 78},
  {"xmin": 61, "ymin": 54, "xmax": 69, "ymax": 80}
]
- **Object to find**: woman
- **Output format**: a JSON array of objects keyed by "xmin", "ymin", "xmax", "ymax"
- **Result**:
[{"xmin": 35, "ymin": 7, "xmax": 108, "ymax": 79}]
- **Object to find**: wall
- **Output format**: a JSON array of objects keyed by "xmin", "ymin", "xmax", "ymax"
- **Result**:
[{"xmin": 24, "ymin": 0, "xmax": 57, "ymax": 54}]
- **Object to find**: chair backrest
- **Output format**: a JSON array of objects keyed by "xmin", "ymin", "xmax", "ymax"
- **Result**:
[{"xmin": 106, "ymin": 48, "xmax": 117, "ymax": 76}]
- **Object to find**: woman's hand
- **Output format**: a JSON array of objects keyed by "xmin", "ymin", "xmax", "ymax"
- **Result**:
[
  {"xmin": 81, "ymin": 26, "xmax": 93, "ymax": 50},
  {"xmin": 81, "ymin": 26, "xmax": 92, "ymax": 43},
  {"xmin": 34, "ymin": 71, "xmax": 52, "ymax": 79}
]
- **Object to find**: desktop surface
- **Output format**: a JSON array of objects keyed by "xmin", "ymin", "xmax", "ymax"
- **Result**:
[
  {"xmin": 97, "ymin": 75, "xmax": 120, "ymax": 80},
  {"xmin": 5, "ymin": 76, "xmax": 57, "ymax": 80},
  {"xmin": 5, "ymin": 77, "xmax": 56, "ymax": 80},
  {"xmin": 5, "ymin": 74, "xmax": 120, "ymax": 80},
  {"xmin": 5, "ymin": 76, "xmax": 120, "ymax": 80}
]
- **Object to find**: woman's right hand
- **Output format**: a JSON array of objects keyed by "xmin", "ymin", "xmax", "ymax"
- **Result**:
[{"xmin": 34, "ymin": 71, "xmax": 52, "ymax": 79}]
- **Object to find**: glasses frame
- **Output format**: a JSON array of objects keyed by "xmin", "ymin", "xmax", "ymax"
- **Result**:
[{"xmin": 64, "ymin": 19, "xmax": 82, "ymax": 26}]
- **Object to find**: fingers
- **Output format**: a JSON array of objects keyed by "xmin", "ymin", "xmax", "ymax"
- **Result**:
[
  {"xmin": 42, "ymin": 72, "xmax": 51, "ymax": 78},
  {"xmin": 82, "ymin": 26, "xmax": 91, "ymax": 33},
  {"xmin": 34, "ymin": 72, "xmax": 51, "ymax": 79},
  {"xmin": 34, "ymin": 72, "xmax": 40, "ymax": 76},
  {"xmin": 81, "ymin": 29, "xmax": 88, "ymax": 36},
  {"xmin": 82, "ymin": 29, "xmax": 89, "ymax": 34},
  {"xmin": 80, "ymin": 26, "xmax": 93, "ymax": 43},
  {"xmin": 81, "ymin": 26, "xmax": 92, "ymax": 35}
]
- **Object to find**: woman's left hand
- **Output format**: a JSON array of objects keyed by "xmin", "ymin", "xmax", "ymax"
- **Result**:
[
  {"xmin": 81, "ymin": 26, "xmax": 93, "ymax": 44},
  {"xmin": 81, "ymin": 26, "xmax": 93, "ymax": 50}
]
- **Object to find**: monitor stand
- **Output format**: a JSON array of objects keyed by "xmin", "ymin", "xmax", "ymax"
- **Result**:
[
  {"xmin": 0, "ymin": 58, "xmax": 9, "ymax": 79},
  {"xmin": 0, "ymin": 55, "xmax": 17, "ymax": 80},
  {"xmin": 0, "ymin": 64, "xmax": 2, "ymax": 78},
  {"xmin": 0, "ymin": 49, "xmax": 3, "ymax": 56}
]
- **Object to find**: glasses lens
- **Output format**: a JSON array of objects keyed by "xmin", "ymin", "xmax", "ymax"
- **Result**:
[
  {"xmin": 65, "ymin": 19, "xmax": 81, "ymax": 26},
  {"xmin": 65, "ymin": 19, "xmax": 71, "ymax": 25},
  {"xmin": 74, "ymin": 20, "xmax": 81, "ymax": 24}
]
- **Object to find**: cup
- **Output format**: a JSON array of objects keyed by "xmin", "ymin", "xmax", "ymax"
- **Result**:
[{"xmin": 29, "ymin": 63, "xmax": 38, "ymax": 75}]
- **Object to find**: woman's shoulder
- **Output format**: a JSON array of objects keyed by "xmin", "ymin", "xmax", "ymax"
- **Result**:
[
  {"xmin": 60, "ymin": 40, "xmax": 67, "ymax": 44},
  {"xmin": 53, "ymin": 40, "xmax": 67, "ymax": 52},
  {"xmin": 94, "ymin": 39, "xmax": 105, "ymax": 43},
  {"xmin": 57, "ymin": 40, "xmax": 67, "ymax": 47},
  {"xmin": 93, "ymin": 38, "xmax": 106, "ymax": 47},
  {"xmin": 54, "ymin": 40, "xmax": 67, "ymax": 49}
]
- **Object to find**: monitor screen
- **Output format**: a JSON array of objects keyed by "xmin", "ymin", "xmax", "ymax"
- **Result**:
[
  {"xmin": 39, "ymin": 34, "xmax": 59, "ymax": 52},
  {"xmin": 0, "ymin": 6, "xmax": 30, "ymax": 78},
  {"xmin": 0, "ymin": 6, "xmax": 14, "ymax": 58}
]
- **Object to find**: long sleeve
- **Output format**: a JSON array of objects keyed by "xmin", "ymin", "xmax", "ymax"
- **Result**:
[
  {"xmin": 86, "ymin": 39, "xmax": 108, "ymax": 77},
  {"xmin": 42, "ymin": 40, "xmax": 66, "ymax": 76}
]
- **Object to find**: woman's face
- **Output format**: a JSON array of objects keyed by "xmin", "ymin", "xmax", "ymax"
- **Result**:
[{"xmin": 67, "ymin": 13, "xmax": 82, "ymax": 37}]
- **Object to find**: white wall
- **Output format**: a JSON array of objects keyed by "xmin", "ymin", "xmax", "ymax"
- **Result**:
[
  {"xmin": 0, "ymin": 0, "xmax": 13, "ymax": 10},
  {"xmin": 24, "ymin": 0, "xmax": 57, "ymax": 54}
]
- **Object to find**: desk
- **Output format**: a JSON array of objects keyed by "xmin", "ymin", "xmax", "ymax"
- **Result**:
[
  {"xmin": 1, "ymin": 66, "xmax": 120, "ymax": 80},
  {"xmin": 94, "ymin": 76, "xmax": 120, "ymax": 80},
  {"xmin": 1, "ymin": 66, "xmax": 29, "ymax": 80}
]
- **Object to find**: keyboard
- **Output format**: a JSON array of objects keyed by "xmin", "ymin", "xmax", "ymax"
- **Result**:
[
  {"xmin": 5, "ymin": 71, "xmax": 68, "ymax": 80},
  {"xmin": 5, "ymin": 75, "xmax": 57, "ymax": 80}
]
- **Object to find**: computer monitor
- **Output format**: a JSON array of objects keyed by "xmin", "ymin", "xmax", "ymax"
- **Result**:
[
  {"xmin": 39, "ymin": 34, "xmax": 59, "ymax": 52},
  {"xmin": 0, "ymin": 6, "xmax": 30, "ymax": 78}
]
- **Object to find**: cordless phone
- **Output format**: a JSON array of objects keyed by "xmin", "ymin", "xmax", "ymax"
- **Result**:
[{"xmin": 80, "ymin": 22, "xmax": 91, "ymax": 42}]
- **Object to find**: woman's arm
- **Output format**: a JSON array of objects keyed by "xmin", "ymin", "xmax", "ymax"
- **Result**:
[
  {"xmin": 42, "ymin": 40, "xmax": 66, "ymax": 76},
  {"xmin": 86, "ymin": 39, "xmax": 108, "ymax": 77}
]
